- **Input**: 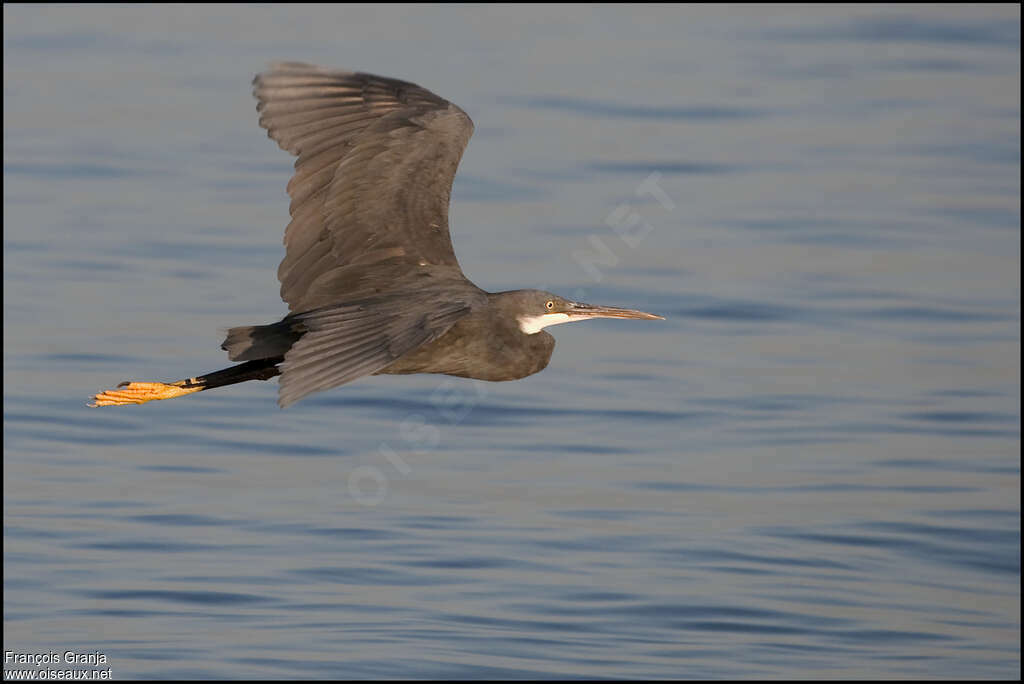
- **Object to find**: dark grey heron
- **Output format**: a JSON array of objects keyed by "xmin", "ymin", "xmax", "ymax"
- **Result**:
[{"xmin": 89, "ymin": 63, "xmax": 663, "ymax": 409}]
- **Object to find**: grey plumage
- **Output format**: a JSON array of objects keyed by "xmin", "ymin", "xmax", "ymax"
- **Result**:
[
  {"xmin": 89, "ymin": 63, "xmax": 661, "ymax": 410},
  {"xmin": 236, "ymin": 63, "xmax": 483, "ymax": 405}
]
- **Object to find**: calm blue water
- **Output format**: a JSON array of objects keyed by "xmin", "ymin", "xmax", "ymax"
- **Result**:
[{"xmin": 4, "ymin": 5, "xmax": 1020, "ymax": 679}]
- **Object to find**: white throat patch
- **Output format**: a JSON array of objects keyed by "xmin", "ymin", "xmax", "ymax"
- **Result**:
[{"xmin": 517, "ymin": 312, "xmax": 572, "ymax": 334}]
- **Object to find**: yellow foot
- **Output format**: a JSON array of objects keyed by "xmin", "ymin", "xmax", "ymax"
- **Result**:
[{"xmin": 88, "ymin": 381, "xmax": 201, "ymax": 407}]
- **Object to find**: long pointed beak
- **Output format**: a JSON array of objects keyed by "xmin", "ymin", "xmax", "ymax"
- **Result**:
[{"xmin": 568, "ymin": 301, "xmax": 664, "ymax": 321}]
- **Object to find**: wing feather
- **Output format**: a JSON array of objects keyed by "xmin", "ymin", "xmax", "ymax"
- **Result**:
[
  {"xmin": 253, "ymin": 62, "xmax": 475, "ymax": 313},
  {"xmin": 278, "ymin": 293, "xmax": 473, "ymax": 407}
]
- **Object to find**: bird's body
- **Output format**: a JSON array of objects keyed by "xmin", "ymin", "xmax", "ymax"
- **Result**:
[
  {"xmin": 378, "ymin": 292, "xmax": 557, "ymax": 382},
  {"xmin": 90, "ymin": 63, "xmax": 661, "ymax": 409}
]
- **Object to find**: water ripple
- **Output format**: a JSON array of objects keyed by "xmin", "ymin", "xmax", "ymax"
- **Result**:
[{"xmin": 499, "ymin": 95, "xmax": 769, "ymax": 121}]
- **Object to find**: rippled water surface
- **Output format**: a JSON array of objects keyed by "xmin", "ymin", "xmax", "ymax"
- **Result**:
[{"xmin": 4, "ymin": 5, "xmax": 1020, "ymax": 679}]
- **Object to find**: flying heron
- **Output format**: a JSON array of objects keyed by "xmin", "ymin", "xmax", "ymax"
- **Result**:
[{"xmin": 89, "ymin": 63, "xmax": 663, "ymax": 409}]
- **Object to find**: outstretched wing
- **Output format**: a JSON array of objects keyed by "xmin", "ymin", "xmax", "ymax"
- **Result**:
[{"xmin": 253, "ymin": 62, "xmax": 475, "ymax": 312}]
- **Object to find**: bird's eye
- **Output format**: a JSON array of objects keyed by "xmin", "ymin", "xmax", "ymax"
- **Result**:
[{"xmin": 545, "ymin": 300, "xmax": 554, "ymax": 310}]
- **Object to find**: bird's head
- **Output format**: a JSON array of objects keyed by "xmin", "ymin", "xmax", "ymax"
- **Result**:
[{"xmin": 505, "ymin": 290, "xmax": 664, "ymax": 335}]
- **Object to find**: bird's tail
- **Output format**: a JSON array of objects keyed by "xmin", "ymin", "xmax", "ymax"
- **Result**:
[
  {"xmin": 221, "ymin": 319, "xmax": 303, "ymax": 361},
  {"xmin": 88, "ymin": 357, "xmax": 283, "ymax": 408}
]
